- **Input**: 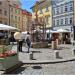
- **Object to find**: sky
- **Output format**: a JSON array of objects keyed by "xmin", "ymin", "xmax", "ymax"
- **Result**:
[{"xmin": 20, "ymin": 0, "xmax": 38, "ymax": 13}]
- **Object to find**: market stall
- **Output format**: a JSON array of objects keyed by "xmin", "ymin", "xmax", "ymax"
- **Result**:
[
  {"xmin": 57, "ymin": 29, "xmax": 71, "ymax": 44},
  {"xmin": 0, "ymin": 24, "xmax": 20, "ymax": 70},
  {"xmin": 50, "ymin": 30, "xmax": 59, "ymax": 49}
]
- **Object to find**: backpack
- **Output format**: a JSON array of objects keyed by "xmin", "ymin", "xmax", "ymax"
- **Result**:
[{"xmin": 26, "ymin": 37, "xmax": 30, "ymax": 44}]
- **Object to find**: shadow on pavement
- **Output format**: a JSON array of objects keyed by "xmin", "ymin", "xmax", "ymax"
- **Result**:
[
  {"xmin": 32, "ymin": 66, "xmax": 42, "ymax": 69},
  {"xmin": 21, "ymin": 51, "xmax": 42, "ymax": 53},
  {"xmin": 31, "ymin": 51, "xmax": 42, "ymax": 53},
  {"xmin": 6, "ymin": 67, "xmax": 26, "ymax": 74}
]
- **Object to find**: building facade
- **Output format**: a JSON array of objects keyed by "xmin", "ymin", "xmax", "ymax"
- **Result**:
[
  {"xmin": 52, "ymin": 0, "xmax": 74, "ymax": 32},
  {"xmin": 22, "ymin": 10, "xmax": 32, "ymax": 32},
  {"xmin": 10, "ymin": 5, "xmax": 22, "ymax": 30},
  {"xmin": 0, "ymin": 0, "xmax": 9, "ymax": 25},
  {"xmin": 0, "ymin": 0, "xmax": 32, "ymax": 32},
  {"xmin": 32, "ymin": 0, "xmax": 52, "ymax": 38},
  {"xmin": 0, "ymin": 0, "xmax": 21, "ymax": 27}
]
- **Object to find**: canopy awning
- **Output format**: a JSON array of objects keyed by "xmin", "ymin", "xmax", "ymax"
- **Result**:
[
  {"xmin": 0, "ymin": 24, "xmax": 19, "ymax": 30},
  {"xmin": 57, "ymin": 28, "xmax": 71, "ymax": 33},
  {"xmin": 50, "ymin": 28, "xmax": 71, "ymax": 33},
  {"xmin": 22, "ymin": 31, "xmax": 27, "ymax": 34},
  {"xmin": 33, "ymin": 30, "xmax": 43, "ymax": 33}
]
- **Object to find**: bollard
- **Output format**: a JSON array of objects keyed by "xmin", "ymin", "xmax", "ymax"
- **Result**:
[
  {"xmin": 29, "ymin": 52, "xmax": 33, "ymax": 60},
  {"xmin": 52, "ymin": 41, "xmax": 57, "ymax": 50},
  {"xmin": 73, "ymin": 49, "xmax": 75, "ymax": 55},
  {"xmin": 54, "ymin": 50, "xmax": 59, "ymax": 58}
]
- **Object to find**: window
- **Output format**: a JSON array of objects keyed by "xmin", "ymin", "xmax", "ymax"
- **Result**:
[
  {"xmin": 57, "ymin": 7, "xmax": 59, "ymax": 14},
  {"xmin": 15, "ymin": 16, "xmax": 17, "ymax": 20},
  {"xmin": 11, "ymin": 15, "xmax": 13, "ymax": 18},
  {"xmin": 15, "ymin": 9, "xmax": 17, "ymax": 14},
  {"xmin": 53, "ymin": 8, "xmax": 55, "ymax": 15},
  {"xmin": 4, "ymin": 22, "xmax": 7, "ymax": 25},
  {"xmin": 39, "ymin": 8, "xmax": 42, "ymax": 14},
  {"xmin": 0, "ymin": 9, "xmax": 2, "ymax": 14},
  {"xmin": 17, "ymin": 10, "xmax": 20, "ymax": 14},
  {"xmin": 53, "ymin": 20, "xmax": 55, "ymax": 26},
  {"xmin": 0, "ymin": 1, "xmax": 2, "ymax": 5},
  {"xmin": 4, "ymin": 10, "xmax": 7, "ymax": 16},
  {"xmin": 15, "ymin": 9, "xmax": 20, "ymax": 14},
  {"xmin": 55, "ymin": 7, "xmax": 59, "ymax": 14},
  {"xmin": 56, "ymin": 8, "xmax": 58, "ymax": 14},
  {"xmin": 11, "ymin": 8, "xmax": 13, "ymax": 12},
  {"xmin": 15, "ymin": 24, "xmax": 17, "ymax": 28},
  {"xmin": 65, "ymin": 5, "xmax": 68, "ymax": 12},
  {"xmin": 58, "ymin": 7, "xmax": 61, "ymax": 13},
  {"xmin": 69, "ymin": 3, "xmax": 73, "ymax": 11},
  {"xmin": 46, "ymin": 5, "xmax": 49, "ymax": 12},
  {"xmin": 65, "ymin": 18, "xmax": 68, "ymax": 24},
  {"xmin": 55, "ymin": 8, "xmax": 57, "ymax": 15},
  {"xmin": 0, "ymin": 20, "xmax": 2, "ymax": 23},
  {"xmin": 60, "ymin": 5, "xmax": 63, "ymax": 13},
  {"xmin": 60, "ymin": 19, "xmax": 63, "ymax": 25},
  {"xmin": 56, "ymin": 19, "xmax": 59, "ymax": 25},
  {"xmin": 19, "ymin": 17, "xmax": 20, "ymax": 21},
  {"xmin": 69, "ymin": 17, "xmax": 73, "ymax": 24}
]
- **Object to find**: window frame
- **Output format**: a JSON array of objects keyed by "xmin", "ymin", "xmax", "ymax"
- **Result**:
[{"xmin": 46, "ymin": 5, "xmax": 49, "ymax": 12}]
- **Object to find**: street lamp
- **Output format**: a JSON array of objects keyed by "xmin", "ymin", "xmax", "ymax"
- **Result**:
[{"xmin": 7, "ymin": 0, "xmax": 10, "ymax": 26}]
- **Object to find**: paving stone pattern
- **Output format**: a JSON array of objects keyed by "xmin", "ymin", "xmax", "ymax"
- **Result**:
[
  {"xmin": 4, "ymin": 44, "xmax": 75, "ymax": 75},
  {"xmin": 7, "ymin": 61, "xmax": 75, "ymax": 75},
  {"xmin": 12, "ymin": 44, "xmax": 75, "ymax": 62}
]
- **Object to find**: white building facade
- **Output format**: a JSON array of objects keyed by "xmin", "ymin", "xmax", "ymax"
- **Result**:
[{"xmin": 52, "ymin": 0, "xmax": 74, "ymax": 32}]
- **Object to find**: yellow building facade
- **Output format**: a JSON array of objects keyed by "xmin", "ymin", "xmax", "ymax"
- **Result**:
[
  {"xmin": 10, "ymin": 5, "xmax": 22, "ymax": 30},
  {"xmin": 32, "ymin": 0, "xmax": 52, "ymax": 31}
]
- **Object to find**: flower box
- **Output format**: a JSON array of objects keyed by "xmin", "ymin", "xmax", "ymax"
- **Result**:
[
  {"xmin": 0, "ymin": 54, "xmax": 19, "ymax": 70},
  {"xmin": 0, "ymin": 45, "xmax": 12, "ymax": 53}
]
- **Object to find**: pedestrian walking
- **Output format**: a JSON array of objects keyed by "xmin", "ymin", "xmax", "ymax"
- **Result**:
[
  {"xmin": 18, "ymin": 39, "xmax": 23, "ymax": 52},
  {"xmin": 26, "ymin": 32, "xmax": 31, "ymax": 53},
  {"xmin": 14, "ymin": 31, "xmax": 23, "ymax": 52}
]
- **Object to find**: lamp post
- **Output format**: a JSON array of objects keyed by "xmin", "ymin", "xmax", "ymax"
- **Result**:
[{"xmin": 7, "ymin": 0, "xmax": 10, "ymax": 26}]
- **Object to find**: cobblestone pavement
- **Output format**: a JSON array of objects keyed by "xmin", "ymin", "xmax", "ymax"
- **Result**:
[
  {"xmin": 12, "ymin": 44, "xmax": 75, "ymax": 63},
  {"xmin": 8, "ymin": 61, "xmax": 75, "ymax": 75},
  {"xmin": 3, "ymin": 44, "xmax": 75, "ymax": 75}
]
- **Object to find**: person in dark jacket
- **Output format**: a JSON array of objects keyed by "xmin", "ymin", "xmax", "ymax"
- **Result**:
[
  {"xmin": 18, "ymin": 39, "xmax": 23, "ymax": 52},
  {"xmin": 26, "ymin": 32, "xmax": 31, "ymax": 53}
]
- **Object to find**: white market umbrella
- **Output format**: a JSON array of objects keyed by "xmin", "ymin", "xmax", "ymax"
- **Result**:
[
  {"xmin": 57, "ymin": 28, "xmax": 71, "ymax": 33},
  {"xmin": 22, "ymin": 31, "xmax": 28, "ymax": 40},
  {"xmin": 33, "ymin": 29, "xmax": 43, "ymax": 33},
  {"xmin": 0, "ymin": 24, "xmax": 18, "ymax": 30},
  {"xmin": 22, "ymin": 31, "xmax": 27, "ymax": 34},
  {"xmin": 46, "ymin": 30, "xmax": 56, "ymax": 33},
  {"xmin": 50, "ymin": 30, "xmax": 58, "ymax": 33}
]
